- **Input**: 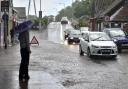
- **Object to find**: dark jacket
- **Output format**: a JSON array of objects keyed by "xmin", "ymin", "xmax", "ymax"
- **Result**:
[{"xmin": 18, "ymin": 30, "xmax": 30, "ymax": 52}]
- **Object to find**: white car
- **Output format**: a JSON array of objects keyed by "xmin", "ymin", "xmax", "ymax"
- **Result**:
[
  {"xmin": 79, "ymin": 32, "xmax": 118, "ymax": 58},
  {"xmin": 61, "ymin": 17, "xmax": 68, "ymax": 24}
]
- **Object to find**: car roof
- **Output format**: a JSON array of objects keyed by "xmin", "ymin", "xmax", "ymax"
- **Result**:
[
  {"xmin": 89, "ymin": 31, "xmax": 104, "ymax": 34},
  {"xmin": 103, "ymin": 28, "xmax": 122, "ymax": 31},
  {"xmin": 61, "ymin": 17, "xmax": 68, "ymax": 21},
  {"xmin": 83, "ymin": 31, "xmax": 106, "ymax": 36}
]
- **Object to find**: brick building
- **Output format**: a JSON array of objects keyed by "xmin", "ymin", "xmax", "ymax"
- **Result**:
[{"xmin": 90, "ymin": 0, "xmax": 127, "ymax": 31}]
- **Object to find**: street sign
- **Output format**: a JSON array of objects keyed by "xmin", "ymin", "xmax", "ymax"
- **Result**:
[
  {"xmin": 1, "ymin": 1, "xmax": 9, "ymax": 12},
  {"xmin": 104, "ymin": 16, "xmax": 110, "ymax": 22},
  {"xmin": 30, "ymin": 36, "xmax": 39, "ymax": 45}
]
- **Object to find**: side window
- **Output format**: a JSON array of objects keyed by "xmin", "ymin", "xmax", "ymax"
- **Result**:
[
  {"xmin": 105, "ymin": 30, "xmax": 111, "ymax": 37},
  {"xmin": 83, "ymin": 33, "xmax": 89, "ymax": 41}
]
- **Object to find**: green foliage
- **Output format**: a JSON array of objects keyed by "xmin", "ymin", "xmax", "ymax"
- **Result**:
[
  {"xmin": 33, "ymin": 16, "xmax": 49, "ymax": 27},
  {"xmin": 56, "ymin": 0, "xmax": 92, "ymax": 27},
  {"xmin": 74, "ymin": 0, "xmax": 91, "ymax": 18}
]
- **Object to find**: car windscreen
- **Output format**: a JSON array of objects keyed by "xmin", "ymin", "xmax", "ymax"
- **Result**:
[
  {"xmin": 90, "ymin": 32, "xmax": 111, "ymax": 41},
  {"xmin": 109, "ymin": 29, "xmax": 125, "ymax": 37},
  {"xmin": 80, "ymin": 27, "xmax": 88, "ymax": 32},
  {"xmin": 70, "ymin": 30, "xmax": 81, "ymax": 35}
]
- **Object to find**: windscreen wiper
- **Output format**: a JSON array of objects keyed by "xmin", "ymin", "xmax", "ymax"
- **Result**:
[{"xmin": 92, "ymin": 36, "xmax": 103, "ymax": 41}]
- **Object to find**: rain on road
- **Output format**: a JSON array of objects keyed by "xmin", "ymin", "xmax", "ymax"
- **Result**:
[{"xmin": 0, "ymin": 22, "xmax": 128, "ymax": 89}]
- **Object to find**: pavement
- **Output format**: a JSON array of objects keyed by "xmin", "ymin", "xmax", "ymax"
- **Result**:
[{"xmin": 0, "ymin": 30, "xmax": 66, "ymax": 89}]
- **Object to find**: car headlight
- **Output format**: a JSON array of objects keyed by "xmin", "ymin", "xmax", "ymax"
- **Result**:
[
  {"xmin": 70, "ymin": 37, "xmax": 74, "ymax": 39},
  {"xmin": 113, "ymin": 39, "xmax": 117, "ymax": 42},
  {"xmin": 112, "ymin": 46, "xmax": 117, "ymax": 49},
  {"xmin": 91, "ymin": 45, "xmax": 99, "ymax": 48}
]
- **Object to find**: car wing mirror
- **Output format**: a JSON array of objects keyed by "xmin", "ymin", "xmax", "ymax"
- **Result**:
[{"xmin": 84, "ymin": 38, "xmax": 89, "ymax": 42}]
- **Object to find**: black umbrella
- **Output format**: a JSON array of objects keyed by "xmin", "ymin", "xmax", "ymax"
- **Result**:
[{"xmin": 15, "ymin": 20, "xmax": 33, "ymax": 33}]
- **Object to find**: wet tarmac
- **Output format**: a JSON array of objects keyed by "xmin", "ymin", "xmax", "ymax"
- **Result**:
[
  {"xmin": 1, "ymin": 23, "xmax": 128, "ymax": 89},
  {"xmin": 0, "ymin": 71, "xmax": 65, "ymax": 89}
]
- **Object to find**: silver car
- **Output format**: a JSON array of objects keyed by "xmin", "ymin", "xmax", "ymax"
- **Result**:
[{"xmin": 79, "ymin": 32, "xmax": 118, "ymax": 58}]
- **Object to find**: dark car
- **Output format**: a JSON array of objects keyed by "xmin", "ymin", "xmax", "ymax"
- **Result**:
[
  {"xmin": 103, "ymin": 28, "xmax": 128, "ymax": 53},
  {"xmin": 67, "ymin": 30, "xmax": 81, "ymax": 44}
]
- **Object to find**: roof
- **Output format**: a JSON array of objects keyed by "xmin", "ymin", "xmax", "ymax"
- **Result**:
[
  {"xmin": 14, "ymin": 7, "xmax": 26, "ymax": 19},
  {"xmin": 95, "ymin": 0, "xmax": 123, "ymax": 17},
  {"xmin": 101, "ymin": 0, "xmax": 123, "ymax": 16},
  {"xmin": 112, "ymin": 6, "xmax": 128, "ymax": 21}
]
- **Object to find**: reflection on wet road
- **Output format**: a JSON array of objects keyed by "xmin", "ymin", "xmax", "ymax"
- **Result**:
[
  {"xmin": 48, "ymin": 22, "xmax": 63, "ymax": 44},
  {"xmin": 47, "ymin": 22, "xmax": 73, "ymax": 44},
  {"xmin": 0, "ymin": 71, "xmax": 66, "ymax": 89},
  {"xmin": 1, "ymin": 25, "xmax": 128, "ymax": 89}
]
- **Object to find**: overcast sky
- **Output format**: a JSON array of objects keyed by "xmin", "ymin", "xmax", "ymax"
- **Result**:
[{"xmin": 13, "ymin": 0, "xmax": 73, "ymax": 16}]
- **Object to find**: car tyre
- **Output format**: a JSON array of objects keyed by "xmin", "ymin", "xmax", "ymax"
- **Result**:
[
  {"xmin": 112, "ymin": 55, "xmax": 117, "ymax": 59},
  {"xmin": 87, "ymin": 48, "xmax": 92, "ymax": 58},
  {"xmin": 68, "ymin": 40, "xmax": 72, "ymax": 44},
  {"xmin": 79, "ymin": 45, "xmax": 84, "ymax": 56}
]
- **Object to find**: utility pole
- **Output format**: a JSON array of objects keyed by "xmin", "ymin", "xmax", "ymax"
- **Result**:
[
  {"xmin": 40, "ymin": 0, "xmax": 41, "ymax": 11},
  {"xmin": 28, "ymin": 0, "xmax": 31, "ymax": 17},
  {"xmin": 39, "ymin": 0, "xmax": 42, "ymax": 30},
  {"xmin": 33, "ymin": 0, "xmax": 37, "ymax": 16},
  {"xmin": 91, "ymin": 0, "xmax": 95, "ymax": 18},
  {"xmin": 28, "ymin": 0, "xmax": 37, "ymax": 17},
  {"xmin": 90, "ymin": 0, "xmax": 96, "ymax": 31},
  {"xmin": 71, "ymin": 0, "xmax": 74, "ymax": 22}
]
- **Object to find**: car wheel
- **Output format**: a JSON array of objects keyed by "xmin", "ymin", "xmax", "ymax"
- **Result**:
[
  {"xmin": 68, "ymin": 40, "xmax": 72, "ymax": 44},
  {"xmin": 112, "ymin": 55, "xmax": 117, "ymax": 59},
  {"xmin": 87, "ymin": 48, "xmax": 92, "ymax": 58},
  {"xmin": 79, "ymin": 45, "xmax": 84, "ymax": 56}
]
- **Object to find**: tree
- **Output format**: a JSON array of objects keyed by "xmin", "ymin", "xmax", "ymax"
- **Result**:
[{"xmin": 56, "ymin": 0, "xmax": 92, "ymax": 27}]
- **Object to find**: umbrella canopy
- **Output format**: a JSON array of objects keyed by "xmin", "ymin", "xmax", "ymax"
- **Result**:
[{"xmin": 15, "ymin": 20, "xmax": 33, "ymax": 33}]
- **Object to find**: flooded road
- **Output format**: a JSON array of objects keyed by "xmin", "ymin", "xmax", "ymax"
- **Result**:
[
  {"xmin": 47, "ymin": 22, "xmax": 73, "ymax": 44},
  {"xmin": 0, "ymin": 23, "xmax": 128, "ymax": 89}
]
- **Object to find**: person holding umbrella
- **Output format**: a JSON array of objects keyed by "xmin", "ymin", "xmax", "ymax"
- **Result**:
[
  {"xmin": 18, "ymin": 30, "xmax": 31, "ymax": 81},
  {"xmin": 16, "ymin": 20, "xmax": 33, "ymax": 81}
]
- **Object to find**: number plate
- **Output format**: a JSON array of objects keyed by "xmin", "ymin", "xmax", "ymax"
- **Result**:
[{"xmin": 101, "ymin": 50, "xmax": 111, "ymax": 52}]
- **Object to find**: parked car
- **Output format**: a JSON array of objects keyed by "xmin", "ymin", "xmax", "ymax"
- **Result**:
[
  {"xmin": 67, "ymin": 30, "xmax": 81, "ymax": 44},
  {"xmin": 79, "ymin": 32, "xmax": 117, "ymax": 58},
  {"xmin": 103, "ymin": 28, "xmax": 128, "ymax": 53}
]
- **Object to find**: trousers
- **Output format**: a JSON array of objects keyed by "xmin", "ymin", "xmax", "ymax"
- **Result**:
[{"xmin": 19, "ymin": 47, "xmax": 30, "ymax": 77}]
